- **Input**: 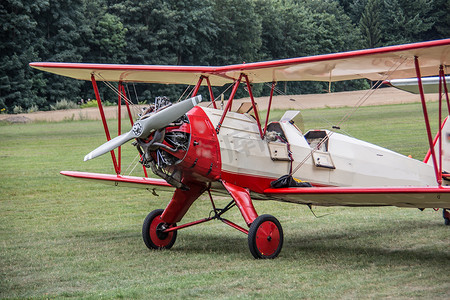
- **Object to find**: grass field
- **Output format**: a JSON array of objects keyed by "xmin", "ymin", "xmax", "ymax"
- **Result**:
[{"xmin": 1, "ymin": 102, "xmax": 449, "ymax": 299}]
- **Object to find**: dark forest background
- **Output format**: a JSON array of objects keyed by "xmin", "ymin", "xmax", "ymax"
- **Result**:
[{"xmin": 1, "ymin": 0, "xmax": 448, "ymax": 112}]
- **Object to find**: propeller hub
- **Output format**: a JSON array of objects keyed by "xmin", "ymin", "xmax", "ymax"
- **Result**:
[{"xmin": 132, "ymin": 122, "xmax": 143, "ymax": 136}]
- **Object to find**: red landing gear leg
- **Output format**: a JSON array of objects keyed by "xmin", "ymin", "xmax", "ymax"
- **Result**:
[
  {"xmin": 444, "ymin": 209, "xmax": 450, "ymax": 226},
  {"xmin": 222, "ymin": 181, "xmax": 284, "ymax": 259}
]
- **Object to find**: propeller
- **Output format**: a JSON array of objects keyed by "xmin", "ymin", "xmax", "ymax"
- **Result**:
[{"xmin": 84, "ymin": 95, "xmax": 203, "ymax": 161}]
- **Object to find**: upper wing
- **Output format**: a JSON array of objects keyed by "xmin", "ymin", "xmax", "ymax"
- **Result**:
[
  {"xmin": 30, "ymin": 39, "xmax": 450, "ymax": 86},
  {"xmin": 263, "ymin": 186, "xmax": 450, "ymax": 208}
]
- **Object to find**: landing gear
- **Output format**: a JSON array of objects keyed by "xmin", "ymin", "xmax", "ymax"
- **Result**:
[
  {"xmin": 141, "ymin": 201, "xmax": 285, "ymax": 258},
  {"xmin": 444, "ymin": 209, "xmax": 450, "ymax": 226},
  {"xmin": 142, "ymin": 209, "xmax": 177, "ymax": 250},
  {"xmin": 248, "ymin": 214, "xmax": 284, "ymax": 259}
]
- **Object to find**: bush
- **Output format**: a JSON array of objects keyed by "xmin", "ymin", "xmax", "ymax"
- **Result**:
[
  {"xmin": 50, "ymin": 99, "xmax": 79, "ymax": 110},
  {"xmin": 80, "ymin": 99, "xmax": 115, "ymax": 108},
  {"xmin": 80, "ymin": 99, "xmax": 98, "ymax": 108},
  {"xmin": 27, "ymin": 104, "xmax": 40, "ymax": 113},
  {"xmin": 13, "ymin": 105, "xmax": 24, "ymax": 114}
]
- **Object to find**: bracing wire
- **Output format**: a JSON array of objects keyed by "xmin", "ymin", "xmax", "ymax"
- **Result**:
[
  {"xmin": 133, "ymin": 83, "xmax": 139, "ymax": 104},
  {"xmin": 177, "ymin": 85, "xmax": 192, "ymax": 103}
]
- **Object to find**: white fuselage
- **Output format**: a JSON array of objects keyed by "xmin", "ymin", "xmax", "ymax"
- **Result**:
[{"xmin": 202, "ymin": 107, "xmax": 437, "ymax": 188}]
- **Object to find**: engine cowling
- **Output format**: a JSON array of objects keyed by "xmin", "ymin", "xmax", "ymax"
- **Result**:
[{"xmin": 138, "ymin": 106, "xmax": 221, "ymax": 189}]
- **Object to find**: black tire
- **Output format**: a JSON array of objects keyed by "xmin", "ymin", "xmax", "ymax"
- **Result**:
[
  {"xmin": 248, "ymin": 214, "xmax": 283, "ymax": 259},
  {"xmin": 444, "ymin": 209, "xmax": 450, "ymax": 226},
  {"xmin": 142, "ymin": 209, "xmax": 177, "ymax": 250}
]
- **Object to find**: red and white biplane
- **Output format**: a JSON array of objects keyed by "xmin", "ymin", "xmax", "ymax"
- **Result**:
[{"xmin": 30, "ymin": 38, "xmax": 450, "ymax": 259}]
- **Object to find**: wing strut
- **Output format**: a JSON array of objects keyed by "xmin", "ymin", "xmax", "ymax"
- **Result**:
[
  {"xmin": 440, "ymin": 66, "xmax": 450, "ymax": 115},
  {"xmin": 191, "ymin": 75, "xmax": 217, "ymax": 109},
  {"xmin": 91, "ymin": 74, "xmax": 120, "ymax": 175},
  {"xmin": 243, "ymin": 74, "xmax": 264, "ymax": 139},
  {"xmin": 417, "ymin": 68, "xmax": 450, "ymax": 172},
  {"xmin": 90, "ymin": 75, "xmax": 148, "ymax": 177},
  {"xmin": 414, "ymin": 57, "xmax": 442, "ymax": 186},
  {"xmin": 263, "ymin": 81, "xmax": 277, "ymax": 137},
  {"xmin": 117, "ymin": 82, "xmax": 149, "ymax": 177},
  {"xmin": 191, "ymin": 75, "xmax": 204, "ymax": 97},
  {"xmin": 215, "ymin": 74, "xmax": 244, "ymax": 134},
  {"xmin": 213, "ymin": 75, "xmax": 277, "ymax": 139},
  {"xmin": 205, "ymin": 77, "xmax": 217, "ymax": 109}
]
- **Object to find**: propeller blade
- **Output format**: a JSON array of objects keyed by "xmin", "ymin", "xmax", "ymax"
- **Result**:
[
  {"xmin": 84, "ymin": 95, "xmax": 202, "ymax": 161},
  {"xmin": 84, "ymin": 131, "xmax": 134, "ymax": 161}
]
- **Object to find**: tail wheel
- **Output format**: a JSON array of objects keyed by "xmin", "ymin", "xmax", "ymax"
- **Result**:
[
  {"xmin": 248, "ymin": 214, "xmax": 283, "ymax": 259},
  {"xmin": 142, "ymin": 209, "xmax": 177, "ymax": 250}
]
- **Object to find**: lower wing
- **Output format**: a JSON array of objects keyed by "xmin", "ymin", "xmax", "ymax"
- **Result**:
[
  {"xmin": 263, "ymin": 186, "xmax": 450, "ymax": 208},
  {"xmin": 60, "ymin": 171, "xmax": 174, "ymax": 192},
  {"xmin": 61, "ymin": 171, "xmax": 450, "ymax": 208}
]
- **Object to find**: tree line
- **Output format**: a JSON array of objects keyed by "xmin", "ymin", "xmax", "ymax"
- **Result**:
[{"xmin": 1, "ymin": 0, "xmax": 448, "ymax": 113}]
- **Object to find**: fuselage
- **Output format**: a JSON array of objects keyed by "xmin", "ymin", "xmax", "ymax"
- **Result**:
[
  {"xmin": 151, "ymin": 104, "xmax": 441, "ymax": 209},
  {"xmin": 196, "ymin": 106, "xmax": 438, "ymax": 192}
]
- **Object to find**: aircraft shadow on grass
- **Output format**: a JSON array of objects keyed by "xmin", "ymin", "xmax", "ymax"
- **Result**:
[{"xmin": 168, "ymin": 220, "xmax": 448, "ymax": 263}]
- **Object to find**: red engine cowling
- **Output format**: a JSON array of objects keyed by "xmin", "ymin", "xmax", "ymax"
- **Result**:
[
  {"xmin": 179, "ymin": 106, "xmax": 221, "ymax": 182},
  {"xmin": 139, "ymin": 106, "xmax": 221, "ymax": 189}
]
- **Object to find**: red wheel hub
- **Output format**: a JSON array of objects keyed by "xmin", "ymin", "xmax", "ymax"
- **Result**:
[
  {"xmin": 255, "ymin": 221, "xmax": 281, "ymax": 256},
  {"xmin": 149, "ymin": 216, "xmax": 174, "ymax": 248}
]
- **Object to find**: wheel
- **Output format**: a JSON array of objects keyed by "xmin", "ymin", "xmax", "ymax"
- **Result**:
[
  {"xmin": 444, "ymin": 209, "xmax": 450, "ymax": 226},
  {"xmin": 142, "ymin": 209, "xmax": 177, "ymax": 250},
  {"xmin": 248, "ymin": 214, "xmax": 283, "ymax": 259}
]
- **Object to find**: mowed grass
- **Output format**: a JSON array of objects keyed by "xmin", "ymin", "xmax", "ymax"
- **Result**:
[{"xmin": 1, "ymin": 102, "xmax": 449, "ymax": 299}]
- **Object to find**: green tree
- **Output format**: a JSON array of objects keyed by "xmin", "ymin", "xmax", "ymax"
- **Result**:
[
  {"xmin": 432, "ymin": 0, "xmax": 450, "ymax": 38},
  {"xmin": 85, "ymin": 13, "xmax": 127, "ymax": 64},
  {"xmin": 256, "ymin": 0, "xmax": 319, "ymax": 60},
  {"xmin": 0, "ymin": 0, "xmax": 47, "ymax": 112},
  {"xmin": 379, "ymin": 0, "xmax": 434, "ymax": 45},
  {"xmin": 106, "ymin": 0, "xmax": 220, "ymax": 102},
  {"xmin": 359, "ymin": 0, "xmax": 382, "ymax": 48},
  {"xmin": 347, "ymin": 0, "xmax": 368, "ymax": 24},
  {"xmin": 255, "ymin": 0, "xmax": 366, "ymax": 95},
  {"xmin": 350, "ymin": 0, "xmax": 447, "ymax": 46},
  {"xmin": 209, "ymin": 0, "xmax": 262, "ymax": 65}
]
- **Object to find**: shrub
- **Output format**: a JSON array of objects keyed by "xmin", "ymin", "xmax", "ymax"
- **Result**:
[
  {"xmin": 27, "ymin": 105, "xmax": 39, "ymax": 113},
  {"xmin": 13, "ymin": 105, "xmax": 24, "ymax": 114},
  {"xmin": 50, "ymin": 99, "xmax": 79, "ymax": 110},
  {"xmin": 80, "ymin": 99, "xmax": 115, "ymax": 108}
]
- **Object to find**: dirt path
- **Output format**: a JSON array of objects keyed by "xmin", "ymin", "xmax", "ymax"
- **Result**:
[{"xmin": 0, "ymin": 87, "xmax": 439, "ymax": 123}]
